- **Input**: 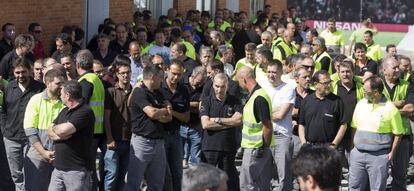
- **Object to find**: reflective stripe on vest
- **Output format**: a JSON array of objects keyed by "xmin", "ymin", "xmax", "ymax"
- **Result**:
[
  {"xmin": 382, "ymin": 79, "xmax": 411, "ymax": 135},
  {"xmin": 241, "ymin": 88, "xmax": 274, "ymax": 149},
  {"xmin": 78, "ymin": 73, "xmax": 105, "ymax": 134}
]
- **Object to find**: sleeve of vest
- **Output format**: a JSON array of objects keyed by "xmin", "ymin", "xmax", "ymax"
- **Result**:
[{"xmin": 79, "ymin": 80, "xmax": 94, "ymax": 104}]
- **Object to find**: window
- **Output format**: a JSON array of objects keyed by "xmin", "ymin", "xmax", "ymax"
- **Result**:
[{"xmin": 197, "ymin": 0, "xmax": 216, "ymax": 15}]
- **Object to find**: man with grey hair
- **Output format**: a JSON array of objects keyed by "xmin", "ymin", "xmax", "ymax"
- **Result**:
[
  {"xmin": 299, "ymin": 44, "xmax": 312, "ymax": 57},
  {"xmin": 200, "ymin": 72, "xmax": 242, "ymax": 190},
  {"xmin": 181, "ymin": 66, "xmax": 207, "ymax": 167},
  {"xmin": 258, "ymin": 31, "xmax": 273, "ymax": 50},
  {"xmin": 311, "ymin": 37, "xmax": 333, "ymax": 74},
  {"xmin": 380, "ymin": 56, "xmax": 414, "ymax": 190},
  {"xmin": 0, "ymin": 34, "xmax": 35, "ymax": 80},
  {"xmin": 199, "ymin": 45, "xmax": 214, "ymax": 67},
  {"xmin": 76, "ymin": 49, "xmax": 105, "ymax": 189},
  {"xmin": 1, "ymin": 58, "xmax": 45, "ymax": 191},
  {"xmin": 217, "ymin": 45, "xmax": 234, "ymax": 77},
  {"xmin": 182, "ymin": 163, "xmax": 228, "ymax": 191}
]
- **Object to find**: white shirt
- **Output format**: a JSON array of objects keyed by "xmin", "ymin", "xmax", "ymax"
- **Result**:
[
  {"xmin": 267, "ymin": 82, "xmax": 296, "ymax": 137},
  {"xmin": 129, "ymin": 57, "xmax": 143, "ymax": 86},
  {"xmin": 148, "ymin": 45, "xmax": 171, "ymax": 64}
]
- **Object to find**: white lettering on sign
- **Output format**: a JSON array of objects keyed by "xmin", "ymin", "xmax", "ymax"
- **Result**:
[{"xmin": 311, "ymin": 20, "xmax": 361, "ymax": 31}]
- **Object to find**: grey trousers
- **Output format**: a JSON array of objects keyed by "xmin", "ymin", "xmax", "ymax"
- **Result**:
[
  {"xmin": 271, "ymin": 135, "xmax": 293, "ymax": 191},
  {"xmin": 24, "ymin": 157, "xmax": 54, "ymax": 191},
  {"xmin": 124, "ymin": 134, "xmax": 166, "ymax": 191},
  {"xmin": 349, "ymin": 148, "xmax": 389, "ymax": 191},
  {"xmin": 3, "ymin": 137, "xmax": 27, "ymax": 191},
  {"xmin": 48, "ymin": 169, "xmax": 92, "ymax": 191},
  {"xmin": 240, "ymin": 147, "xmax": 273, "ymax": 191},
  {"xmin": 391, "ymin": 136, "xmax": 411, "ymax": 191}
]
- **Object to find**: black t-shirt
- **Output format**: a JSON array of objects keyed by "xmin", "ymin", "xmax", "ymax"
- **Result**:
[
  {"xmin": 129, "ymin": 84, "xmax": 166, "ymax": 139},
  {"xmin": 354, "ymin": 59, "xmax": 378, "ymax": 76},
  {"xmin": 249, "ymin": 84, "xmax": 271, "ymax": 123},
  {"xmin": 298, "ymin": 93, "xmax": 347, "ymax": 143},
  {"xmin": 159, "ymin": 80, "xmax": 191, "ymax": 132},
  {"xmin": 200, "ymin": 94, "xmax": 242, "ymax": 151},
  {"xmin": 182, "ymin": 57, "xmax": 200, "ymax": 77},
  {"xmin": 92, "ymin": 49, "xmax": 118, "ymax": 67},
  {"xmin": 53, "ymin": 101, "xmax": 95, "ymax": 171},
  {"xmin": 336, "ymin": 81, "xmax": 358, "ymax": 140},
  {"xmin": 109, "ymin": 39, "xmax": 132, "ymax": 55},
  {"xmin": 182, "ymin": 76, "xmax": 204, "ymax": 128}
]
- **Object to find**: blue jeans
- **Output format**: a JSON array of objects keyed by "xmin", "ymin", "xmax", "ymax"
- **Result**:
[
  {"xmin": 164, "ymin": 130, "xmax": 184, "ymax": 191},
  {"xmin": 104, "ymin": 141, "xmax": 130, "ymax": 191},
  {"xmin": 180, "ymin": 125, "xmax": 201, "ymax": 164}
]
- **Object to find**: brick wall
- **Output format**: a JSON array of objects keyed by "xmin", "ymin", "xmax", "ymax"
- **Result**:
[
  {"xmin": 265, "ymin": 0, "xmax": 287, "ymax": 14},
  {"xmin": 217, "ymin": 0, "xmax": 227, "ymax": 9},
  {"xmin": 171, "ymin": 0, "xmax": 287, "ymax": 18},
  {"xmin": 109, "ymin": 0, "xmax": 134, "ymax": 24},
  {"xmin": 0, "ymin": 0, "xmax": 133, "ymax": 56},
  {"xmin": 0, "ymin": 0, "xmax": 83, "ymax": 56},
  {"xmin": 175, "ymin": 0, "xmax": 196, "ymax": 16}
]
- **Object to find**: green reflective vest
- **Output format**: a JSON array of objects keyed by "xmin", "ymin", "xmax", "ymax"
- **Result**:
[
  {"xmin": 78, "ymin": 73, "xmax": 105, "ymax": 134},
  {"xmin": 170, "ymin": 40, "xmax": 196, "ymax": 60},
  {"xmin": 241, "ymin": 88, "xmax": 274, "ymax": 149},
  {"xmin": 331, "ymin": 77, "xmax": 364, "ymax": 102},
  {"xmin": 382, "ymin": 79, "xmax": 411, "ymax": 135},
  {"xmin": 273, "ymin": 41, "xmax": 298, "ymax": 62},
  {"xmin": 312, "ymin": 51, "xmax": 333, "ymax": 74}
]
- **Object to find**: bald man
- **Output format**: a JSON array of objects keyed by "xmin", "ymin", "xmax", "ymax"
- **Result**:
[
  {"xmin": 273, "ymin": 30, "xmax": 298, "ymax": 62},
  {"xmin": 129, "ymin": 41, "xmax": 143, "ymax": 86},
  {"xmin": 236, "ymin": 66, "xmax": 274, "ymax": 190}
]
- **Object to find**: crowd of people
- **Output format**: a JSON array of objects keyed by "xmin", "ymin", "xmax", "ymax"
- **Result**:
[
  {"xmin": 290, "ymin": 0, "xmax": 414, "ymax": 24},
  {"xmin": 0, "ymin": 3, "xmax": 413, "ymax": 191}
]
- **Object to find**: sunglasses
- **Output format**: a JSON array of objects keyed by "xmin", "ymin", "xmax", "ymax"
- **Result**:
[{"xmin": 33, "ymin": 30, "xmax": 42, "ymax": 34}]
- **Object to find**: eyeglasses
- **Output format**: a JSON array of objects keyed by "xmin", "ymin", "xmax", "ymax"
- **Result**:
[{"xmin": 311, "ymin": 44, "xmax": 319, "ymax": 46}]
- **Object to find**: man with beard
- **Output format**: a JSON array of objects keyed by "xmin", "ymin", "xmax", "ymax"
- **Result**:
[
  {"xmin": 1, "ymin": 58, "xmax": 45, "ymax": 191},
  {"xmin": 24, "ymin": 69, "xmax": 66, "ymax": 190},
  {"xmin": 298, "ymin": 70, "xmax": 347, "ymax": 147}
]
